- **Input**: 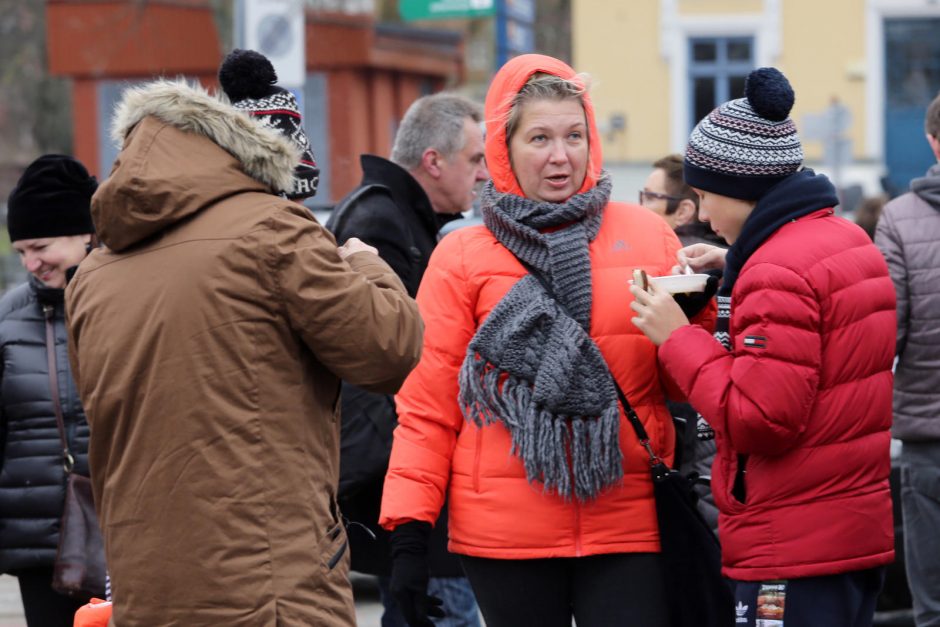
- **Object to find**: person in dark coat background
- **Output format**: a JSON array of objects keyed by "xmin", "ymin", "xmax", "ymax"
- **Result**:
[
  {"xmin": 0, "ymin": 154, "xmax": 98, "ymax": 626},
  {"xmin": 327, "ymin": 92, "xmax": 488, "ymax": 627}
]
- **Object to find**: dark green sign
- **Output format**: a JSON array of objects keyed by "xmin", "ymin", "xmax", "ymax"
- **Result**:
[{"xmin": 400, "ymin": 0, "xmax": 495, "ymax": 21}]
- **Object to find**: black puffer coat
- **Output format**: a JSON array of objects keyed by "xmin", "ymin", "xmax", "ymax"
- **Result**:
[{"xmin": 0, "ymin": 276, "xmax": 90, "ymax": 573}]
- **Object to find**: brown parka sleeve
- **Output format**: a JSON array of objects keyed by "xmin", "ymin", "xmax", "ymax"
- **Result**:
[{"xmin": 271, "ymin": 205, "xmax": 424, "ymax": 393}]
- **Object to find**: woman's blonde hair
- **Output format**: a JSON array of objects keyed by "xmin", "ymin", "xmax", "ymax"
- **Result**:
[{"xmin": 504, "ymin": 72, "xmax": 590, "ymax": 143}]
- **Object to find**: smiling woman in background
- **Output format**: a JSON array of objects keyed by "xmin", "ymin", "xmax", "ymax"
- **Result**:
[{"xmin": 0, "ymin": 155, "xmax": 98, "ymax": 626}]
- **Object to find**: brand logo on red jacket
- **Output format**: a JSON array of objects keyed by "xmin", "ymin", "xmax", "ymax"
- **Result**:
[{"xmin": 743, "ymin": 335, "xmax": 767, "ymax": 349}]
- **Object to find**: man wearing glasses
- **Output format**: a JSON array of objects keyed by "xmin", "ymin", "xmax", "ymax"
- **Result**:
[{"xmin": 640, "ymin": 154, "xmax": 723, "ymax": 247}]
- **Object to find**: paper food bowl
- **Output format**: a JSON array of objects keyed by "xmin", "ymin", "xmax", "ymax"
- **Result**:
[{"xmin": 631, "ymin": 273, "xmax": 710, "ymax": 294}]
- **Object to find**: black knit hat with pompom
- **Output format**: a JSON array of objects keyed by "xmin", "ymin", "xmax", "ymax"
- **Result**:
[
  {"xmin": 684, "ymin": 67, "xmax": 803, "ymax": 200},
  {"xmin": 219, "ymin": 49, "xmax": 319, "ymax": 199}
]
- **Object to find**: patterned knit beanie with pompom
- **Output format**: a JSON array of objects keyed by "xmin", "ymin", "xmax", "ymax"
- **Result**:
[
  {"xmin": 684, "ymin": 67, "xmax": 803, "ymax": 200},
  {"xmin": 218, "ymin": 49, "xmax": 319, "ymax": 200}
]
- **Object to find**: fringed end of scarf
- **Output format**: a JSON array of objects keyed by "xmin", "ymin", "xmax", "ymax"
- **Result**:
[{"xmin": 459, "ymin": 352, "xmax": 624, "ymax": 502}]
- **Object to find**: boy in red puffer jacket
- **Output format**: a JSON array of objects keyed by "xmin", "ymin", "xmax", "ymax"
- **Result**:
[{"xmin": 631, "ymin": 67, "xmax": 896, "ymax": 627}]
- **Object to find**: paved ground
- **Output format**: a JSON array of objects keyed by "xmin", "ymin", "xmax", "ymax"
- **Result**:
[
  {"xmin": 0, "ymin": 576, "xmax": 24, "ymax": 627},
  {"xmin": 0, "ymin": 573, "xmax": 384, "ymax": 626}
]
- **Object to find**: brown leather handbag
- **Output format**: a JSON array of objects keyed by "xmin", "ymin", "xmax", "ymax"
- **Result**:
[{"xmin": 44, "ymin": 305, "xmax": 107, "ymax": 599}]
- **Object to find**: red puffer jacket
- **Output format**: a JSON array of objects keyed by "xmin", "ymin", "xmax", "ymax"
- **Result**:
[
  {"xmin": 660, "ymin": 209, "xmax": 896, "ymax": 580},
  {"xmin": 379, "ymin": 53, "xmax": 715, "ymax": 558}
]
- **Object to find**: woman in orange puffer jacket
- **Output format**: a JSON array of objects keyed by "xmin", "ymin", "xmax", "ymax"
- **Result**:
[{"xmin": 379, "ymin": 53, "xmax": 714, "ymax": 627}]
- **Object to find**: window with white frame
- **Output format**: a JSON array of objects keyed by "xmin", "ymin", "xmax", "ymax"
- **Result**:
[{"xmin": 688, "ymin": 37, "xmax": 755, "ymax": 130}]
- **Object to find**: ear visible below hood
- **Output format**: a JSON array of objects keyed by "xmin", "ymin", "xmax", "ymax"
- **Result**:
[{"xmin": 484, "ymin": 54, "xmax": 604, "ymax": 198}]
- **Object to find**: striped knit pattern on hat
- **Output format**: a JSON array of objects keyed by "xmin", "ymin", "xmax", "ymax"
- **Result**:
[
  {"xmin": 684, "ymin": 68, "xmax": 803, "ymax": 200},
  {"xmin": 219, "ymin": 49, "xmax": 319, "ymax": 200},
  {"xmin": 458, "ymin": 174, "xmax": 625, "ymax": 502},
  {"xmin": 231, "ymin": 90, "xmax": 319, "ymax": 199}
]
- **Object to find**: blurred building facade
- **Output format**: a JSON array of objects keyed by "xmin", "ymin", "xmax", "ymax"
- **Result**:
[
  {"xmin": 15, "ymin": 0, "xmax": 940, "ymax": 279},
  {"xmin": 374, "ymin": 0, "xmax": 570, "ymax": 103},
  {"xmin": 44, "ymin": 0, "xmax": 464, "ymax": 206},
  {"xmin": 574, "ymin": 0, "xmax": 940, "ymax": 205}
]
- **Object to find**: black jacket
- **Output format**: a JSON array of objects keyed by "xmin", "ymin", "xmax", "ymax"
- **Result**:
[
  {"xmin": 0, "ymin": 277, "xmax": 90, "ymax": 573},
  {"xmin": 328, "ymin": 154, "xmax": 463, "ymax": 576},
  {"xmin": 327, "ymin": 155, "xmax": 453, "ymax": 297}
]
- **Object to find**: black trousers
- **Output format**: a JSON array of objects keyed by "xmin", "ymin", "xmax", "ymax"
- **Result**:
[
  {"xmin": 16, "ymin": 568, "xmax": 87, "ymax": 627},
  {"xmin": 460, "ymin": 552, "xmax": 669, "ymax": 627}
]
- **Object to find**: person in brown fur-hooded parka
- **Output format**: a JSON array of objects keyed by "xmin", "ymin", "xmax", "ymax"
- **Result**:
[{"xmin": 65, "ymin": 77, "xmax": 424, "ymax": 626}]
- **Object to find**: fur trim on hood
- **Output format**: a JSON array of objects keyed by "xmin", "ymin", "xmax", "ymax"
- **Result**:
[{"xmin": 110, "ymin": 80, "xmax": 299, "ymax": 194}]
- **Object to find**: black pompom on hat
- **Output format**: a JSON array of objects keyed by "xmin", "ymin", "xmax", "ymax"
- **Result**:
[
  {"xmin": 684, "ymin": 67, "xmax": 803, "ymax": 200},
  {"xmin": 218, "ymin": 48, "xmax": 278, "ymax": 102},
  {"xmin": 219, "ymin": 49, "xmax": 319, "ymax": 199},
  {"xmin": 7, "ymin": 154, "xmax": 97, "ymax": 242},
  {"xmin": 745, "ymin": 67, "xmax": 795, "ymax": 122}
]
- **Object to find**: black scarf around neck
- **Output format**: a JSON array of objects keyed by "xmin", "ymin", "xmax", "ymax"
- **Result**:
[
  {"xmin": 720, "ymin": 169, "xmax": 839, "ymax": 299},
  {"xmin": 713, "ymin": 169, "xmax": 838, "ymax": 350}
]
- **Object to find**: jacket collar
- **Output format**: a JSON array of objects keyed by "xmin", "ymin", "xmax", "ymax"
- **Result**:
[
  {"xmin": 29, "ymin": 274, "xmax": 64, "ymax": 305},
  {"xmin": 359, "ymin": 155, "xmax": 456, "ymax": 236},
  {"xmin": 912, "ymin": 163, "xmax": 940, "ymax": 210},
  {"xmin": 720, "ymin": 169, "xmax": 839, "ymax": 297}
]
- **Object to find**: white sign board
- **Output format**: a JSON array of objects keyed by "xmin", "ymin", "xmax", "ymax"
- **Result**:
[{"xmin": 244, "ymin": 0, "xmax": 306, "ymax": 87}]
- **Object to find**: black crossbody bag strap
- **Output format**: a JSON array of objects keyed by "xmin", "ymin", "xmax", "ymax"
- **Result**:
[{"xmin": 515, "ymin": 260, "xmax": 663, "ymax": 467}]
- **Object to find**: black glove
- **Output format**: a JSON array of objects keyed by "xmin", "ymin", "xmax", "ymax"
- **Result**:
[
  {"xmin": 389, "ymin": 521, "xmax": 445, "ymax": 627},
  {"xmin": 672, "ymin": 269, "xmax": 721, "ymax": 319}
]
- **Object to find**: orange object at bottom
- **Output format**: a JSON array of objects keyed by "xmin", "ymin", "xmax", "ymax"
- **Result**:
[{"xmin": 74, "ymin": 598, "xmax": 112, "ymax": 627}]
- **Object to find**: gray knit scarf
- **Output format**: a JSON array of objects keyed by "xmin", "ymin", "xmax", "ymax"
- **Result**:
[{"xmin": 457, "ymin": 174, "xmax": 624, "ymax": 501}]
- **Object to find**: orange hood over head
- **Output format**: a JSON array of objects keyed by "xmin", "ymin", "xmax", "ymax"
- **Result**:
[{"xmin": 484, "ymin": 54, "xmax": 603, "ymax": 198}]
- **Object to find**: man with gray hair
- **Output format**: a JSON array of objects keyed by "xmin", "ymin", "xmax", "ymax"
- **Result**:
[
  {"xmin": 326, "ymin": 92, "xmax": 487, "ymax": 627},
  {"xmin": 329, "ymin": 93, "xmax": 487, "ymax": 294}
]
